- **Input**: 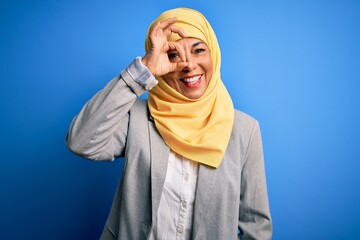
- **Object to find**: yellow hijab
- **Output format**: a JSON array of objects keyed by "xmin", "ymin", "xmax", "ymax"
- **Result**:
[{"xmin": 146, "ymin": 8, "xmax": 234, "ymax": 168}]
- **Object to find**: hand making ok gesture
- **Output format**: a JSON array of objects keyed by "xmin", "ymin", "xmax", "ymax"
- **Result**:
[{"xmin": 142, "ymin": 17, "xmax": 189, "ymax": 77}]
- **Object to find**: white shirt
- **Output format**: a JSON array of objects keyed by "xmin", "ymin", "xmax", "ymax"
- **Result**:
[{"xmin": 149, "ymin": 151, "xmax": 200, "ymax": 240}]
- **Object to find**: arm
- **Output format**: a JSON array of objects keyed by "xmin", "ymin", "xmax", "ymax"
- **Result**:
[
  {"xmin": 66, "ymin": 18, "xmax": 188, "ymax": 161},
  {"xmin": 238, "ymin": 121, "xmax": 272, "ymax": 240},
  {"xmin": 66, "ymin": 58, "xmax": 156, "ymax": 161}
]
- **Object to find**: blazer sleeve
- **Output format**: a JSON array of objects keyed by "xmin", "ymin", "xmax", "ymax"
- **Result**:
[
  {"xmin": 238, "ymin": 121, "xmax": 272, "ymax": 240},
  {"xmin": 66, "ymin": 59, "xmax": 153, "ymax": 161}
]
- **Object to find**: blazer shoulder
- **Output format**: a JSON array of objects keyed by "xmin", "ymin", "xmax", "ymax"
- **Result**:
[
  {"xmin": 232, "ymin": 109, "xmax": 259, "ymax": 140},
  {"xmin": 130, "ymin": 98, "xmax": 149, "ymax": 116},
  {"xmin": 133, "ymin": 97, "xmax": 148, "ymax": 109},
  {"xmin": 128, "ymin": 98, "xmax": 153, "ymax": 128},
  {"xmin": 234, "ymin": 109, "xmax": 258, "ymax": 127}
]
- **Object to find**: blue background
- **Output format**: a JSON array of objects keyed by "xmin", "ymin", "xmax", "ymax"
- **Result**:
[{"xmin": 1, "ymin": 0, "xmax": 359, "ymax": 239}]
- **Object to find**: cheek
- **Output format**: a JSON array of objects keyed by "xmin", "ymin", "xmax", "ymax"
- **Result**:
[
  {"xmin": 203, "ymin": 53, "xmax": 213, "ymax": 73},
  {"xmin": 163, "ymin": 74, "xmax": 179, "ymax": 88},
  {"xmin": 163, "ymin": 74, "xmax": 174, "ymax": 83},
  {"xmin": 206, "ymin": 61, "xmax": 214, "ymax": 82}
]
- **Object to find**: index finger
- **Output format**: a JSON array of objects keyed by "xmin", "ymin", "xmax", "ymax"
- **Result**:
[
  {"xmin": 151, "ymin": 17, "xmax": 177, "ymax": 33},
  {"xmin": 154, "ymin": 17, "xmax": 188, "ymax": 38},
  {"xmin": 168, "ymin": 25, "xmax": 187, "ymax": 38},
  {"xmin": 158, "ymin": 17, "xmax": 177, "ymax": 29}
]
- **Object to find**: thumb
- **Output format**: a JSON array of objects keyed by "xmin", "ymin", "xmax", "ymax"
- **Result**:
[{"xmin": 170, "ymin": 62, "xmax": 188, "ymax": 72}]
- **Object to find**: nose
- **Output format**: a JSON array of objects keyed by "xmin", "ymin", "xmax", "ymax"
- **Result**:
[{"xmin": 183, "ymin": 54, "xmax": 196, "ymax": 72}]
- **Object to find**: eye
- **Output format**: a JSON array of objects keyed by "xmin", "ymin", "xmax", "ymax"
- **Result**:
[
  {"xmin": 194, "ymin": 48, "xmax": 206, "ymax": 54},
  {"xmin": 168, "ymin": 52, "xmax": 179, "ymax": 60}
]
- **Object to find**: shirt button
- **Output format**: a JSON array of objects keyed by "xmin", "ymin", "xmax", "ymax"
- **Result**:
[
  {"xmin": 183, "ymin": 173, "xmax": 189, "ymax": 181},
  {"xmin": 177, "ymin": 226, "xmax": 184, "ymax": 234},
  {"xmin": 182, "ymin": 200, "xmax": 187, "ymax": 208}
]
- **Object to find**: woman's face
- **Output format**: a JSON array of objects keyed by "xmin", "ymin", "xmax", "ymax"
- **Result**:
[{"xmin": 163, "ymin": 37, "xmax": 213, "ymax": 99}]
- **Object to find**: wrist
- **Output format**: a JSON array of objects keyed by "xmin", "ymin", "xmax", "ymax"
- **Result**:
[
  {"xmin": 141, "ymin": 56, "xmax": 156, "ymax": 76},
  {"xmin": 125, "ymin": 57, "xmax": 158, "ymax": 90}
]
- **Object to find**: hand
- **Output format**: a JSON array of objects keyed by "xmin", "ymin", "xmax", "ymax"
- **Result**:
[{"xmin": 142, "ymin": 17, "xmax": 188, "ymax": 77}]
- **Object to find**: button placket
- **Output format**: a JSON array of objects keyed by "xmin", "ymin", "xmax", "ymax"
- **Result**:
[
  {"xmin": 176, "ymin": 157, "xmax": 191, "ymax": 239},
  {"xmin": 150, "ymin": 152, "xmax": 200, "ymax": 240}
]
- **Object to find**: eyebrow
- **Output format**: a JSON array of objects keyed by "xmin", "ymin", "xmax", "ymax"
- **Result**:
[{"xmin": 192, "ymin": 41, "xmax": 205, "ymax": 47}]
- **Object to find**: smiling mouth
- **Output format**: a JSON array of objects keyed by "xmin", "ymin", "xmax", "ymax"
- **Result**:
[{"xmin": 181, "ymin": 74, "xmax": 202, "ymax": 88}]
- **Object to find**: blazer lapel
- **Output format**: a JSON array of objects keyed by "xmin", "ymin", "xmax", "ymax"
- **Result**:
[
  {"xmin": 148, "ymin": 119, "xmax": 170, "ymax": 225},
  {"xmin": 192, "ymin": 163, "xmax": 220, "ymax": 237}
]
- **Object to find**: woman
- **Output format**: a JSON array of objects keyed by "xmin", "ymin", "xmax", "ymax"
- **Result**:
[{"xmin": 67, "ymin": 8, "xmax": 272, "ymax": 240}]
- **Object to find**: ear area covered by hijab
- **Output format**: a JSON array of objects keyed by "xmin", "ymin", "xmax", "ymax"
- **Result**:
[{"xmin": 146, "ymin": 8, "xmax": 234, "ymax": 168}]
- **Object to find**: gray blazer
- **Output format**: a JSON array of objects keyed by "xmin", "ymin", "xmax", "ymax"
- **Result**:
[{"xmin": 66, "ymin": 69, "xmax": 272, "ymax": 240}]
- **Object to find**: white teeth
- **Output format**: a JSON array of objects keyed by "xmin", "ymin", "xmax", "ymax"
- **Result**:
[{"xmin": 183, "ymin": 75, "xmax": 201, "ymax": 83}]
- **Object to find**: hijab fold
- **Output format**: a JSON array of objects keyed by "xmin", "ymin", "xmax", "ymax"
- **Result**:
[{"xmin": 146, "ymin": 8, "xmax": 234, "ymax": 168}]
